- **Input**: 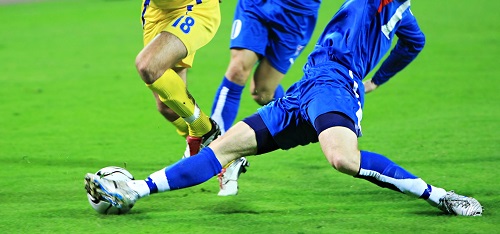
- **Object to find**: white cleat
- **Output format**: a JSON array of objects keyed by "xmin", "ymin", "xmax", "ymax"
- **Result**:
[
  {"xmin": 438, "ymin": 191, "xmax": 483, "ymax": 216},
  {"xmin": 218, "ymin": 157, "xmax": 249, "ymax": 196},
  {"xmin": 84, "ymin": 173, "xmax": 139, "ymax": 209}
]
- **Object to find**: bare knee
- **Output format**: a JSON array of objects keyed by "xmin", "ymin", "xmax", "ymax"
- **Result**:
[
  {"xmin": 135, "ymin": 55, "xmax": 160, "ymax": 84},
  {"xmin": 135, "ymin": 32, "xmax": 186, "ymax": 84},
  {"xmin": 225, "ymin": 49, "xmax": 259, "ymax": 85},
  {"xmin": 250, "ymin": 78, "xmax": 276, "ymax": 105},
  {"xmin": 135, "ymin": 50, "xmax": 179, "ymax": 84},
  {"xmin": 318, "ymin": 127, "xmax": 361, "ymax": 176},
  {"xmin": 327, "ymin": 153, "xmax": 348, "ymax": 172},
  {"xmin": 326, "ymin": 152, "xmax": 360, "ymax": 176},
  {"xmin": 251, "ymin": 91, "xmax": 274, "ymax": 106},
  {"xmin": 250, "ymin": 60, "xmax": 285, "ymax": 106},
  {"xmin": 225, "ymin": 60, "xmax": 253, "ymax": 85}
]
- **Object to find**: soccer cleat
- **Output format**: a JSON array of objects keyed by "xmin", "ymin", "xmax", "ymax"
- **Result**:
[
  {"xmin": 183, "ymin": 118, "xmax": 221, "ymax": 158},
  {"xmin": 84, "ymin": 173, "xmax": 139, "ymax": 209},
  {"xmin": 437, "ymin": 191, "xmax": 483, "ymax": 216},
  {"xmin": 218, "ymin": 157, "xmax": 249, "ymax": 196}
]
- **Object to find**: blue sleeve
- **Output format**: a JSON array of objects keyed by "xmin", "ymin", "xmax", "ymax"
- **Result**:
[{"xmin": 372, "ymin": 10, "xmax": 425, "ymax": 86}]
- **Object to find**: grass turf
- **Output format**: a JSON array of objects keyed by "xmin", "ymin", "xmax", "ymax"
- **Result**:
[{"xmin": 0, "ymin": 0, "xmax": 498, "ymax": 233}]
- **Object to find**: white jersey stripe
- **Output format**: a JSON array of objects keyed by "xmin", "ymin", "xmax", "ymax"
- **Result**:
[
  {"xmin": 381, "ymin": 0, "xmax": 411, "ymax": 39},
  {"xmin": 349, "ymin": 70, "xmax": 363, "ymax": 134}
]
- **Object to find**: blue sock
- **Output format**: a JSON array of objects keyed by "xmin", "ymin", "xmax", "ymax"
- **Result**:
[
  {"xmin": 356, "ymin": 151, "xmax": 434, "ymax": 199},
  {"xmin": 145, "ymin": 147, "xmax": 222, "ymax": 193},
  {"xmin": 273, "ymin": 84, "xmax": 285, "ymax": 100},
  {"xmin": 211, "ymin": 77, "xmax": 244, "ymax": 134}
]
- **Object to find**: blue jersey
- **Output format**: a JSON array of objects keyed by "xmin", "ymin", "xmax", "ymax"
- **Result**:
[
  {"xmin": 307, "ymin": 0, "xmax": 424, "ymax": 85},
  {"xmin": 251, "ymin": 0, "xmax": 425, "ymax": 150}
]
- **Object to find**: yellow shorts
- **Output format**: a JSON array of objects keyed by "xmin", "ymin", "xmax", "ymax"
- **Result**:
[{"xmin": 141, "ymin": 0, "xmax": 221, "ymax": 68}]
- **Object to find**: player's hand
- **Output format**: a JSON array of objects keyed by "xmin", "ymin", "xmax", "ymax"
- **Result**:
[{"xmin": 363, "ymin": 79, "xmax": 378, "ymax": 94}]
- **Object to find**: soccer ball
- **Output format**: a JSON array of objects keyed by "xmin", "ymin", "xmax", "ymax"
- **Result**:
[{"xmin": 86, "ymin": 166, "xmax": 134, "ymax": 215}]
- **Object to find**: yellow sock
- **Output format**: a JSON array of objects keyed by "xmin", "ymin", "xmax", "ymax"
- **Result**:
[
  {"xmin": 187, "ymin": 113, "xmax": 212, "ymax": 137},
  {"xmin": 148, "ymin": 69, "xmax": 211, "ymax": 137},
  {"xmin": 171, "ymin": 117, "xmax": 188, "ymax": 138}
]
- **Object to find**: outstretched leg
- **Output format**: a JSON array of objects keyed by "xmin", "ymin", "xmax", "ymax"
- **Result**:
[
  {"xmin": 85, "ymin": 121, "xmax": 258, "ymax": 207},
  {"xmin": 318, "ymin": 124, "xmax": 482, "ymax": 216}
]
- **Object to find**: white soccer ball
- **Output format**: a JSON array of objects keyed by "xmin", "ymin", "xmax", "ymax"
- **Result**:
[{"xmin": 86, "ymin": 166, "xmax": 134, "ymax": 215}]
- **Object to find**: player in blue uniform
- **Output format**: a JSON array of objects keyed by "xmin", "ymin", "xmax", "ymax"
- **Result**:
[
  {"xmin": 212, "ymin": 0, "xmax": 321, "ymax": 196},
  {"xmin": 86, "ymin": 0, "xmax": 483, "ymax": 216}
]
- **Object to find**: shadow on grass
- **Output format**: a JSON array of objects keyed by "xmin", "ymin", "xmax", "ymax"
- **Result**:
[{"xmin": 206, "ymin": 200, "xmax": 276, "ymax": 215}]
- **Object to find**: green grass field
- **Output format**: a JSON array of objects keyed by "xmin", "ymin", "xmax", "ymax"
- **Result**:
[{"xmin": 1, "ymin": 0, "xmax": 499, "ymax": 233}]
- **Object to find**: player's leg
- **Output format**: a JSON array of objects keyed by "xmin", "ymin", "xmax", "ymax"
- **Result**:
[
  {"xmin": 211, "ymin": 49, "xmax": 259, "ymax": 134},
  {"xmin": 248, "ymin": 5, "xmax": 318, "ymax": 105},
  {"xmin": 85, "ymin": 95, "xmax": 299, "ymax": 205},
  {"xmin": 142, "ymin": 121, "xmax": 258, "ymax": 193},
  {"xmin": 153, "ymin": 67, "xmax": 189, "ymax": 138},
  {"xmin": 136, "ymin": 99, "xmax": 306, "ymax": 196},
  {"xmin": 152, "ymin": 67, "xmax": 207, "ymax": 156},
  {"xmin": 312, "ymin": 92, "xmax": 482, "ymax": 216},
  {"xmin": 139, "ymin": 32, "xmax": 218, "ymax": 151},
  {"xmin": 217, "ymin": 57, "xmax": 284, "ymax": 196},
  {"xmin": 140, "ymin": 2, "xmax": 221, "ymax": 155},
  {"xmin": 306, "ymin": 66, "xmax": 481, "ymax": 215},
  {"xmin": 312, "ymin": 73, "xmax": 445, "ymax": 202},
  {"xmin": 139, "ymin": 111, "xmax": 282, "ymax": 197},
  {"xmin": 85, "ymin": 120, "xmax": 260, "ymax": 207},
  {"xmin": 137, "ymin": 32, "xmax": 206, "ymax": 126},
  {"xmin": 211, "ymin": 0, "xmax": 267, "ymax": 134},
  {"xmin": 317, "ymin": 122, "xmax": 482, "ymax": 215},
  {"xmin": 250, "ymin": 59, "xmax": 285, "ymax": 105},
  {"xmin": 317, "ymin": 121, "xmax": 447, "ymax": 203},
  {"xmin": 216, "ymin": 1, "xmax": 318, "ymax": 196},
  {"xmin": 142, "ymin": 3, "xmax": 189, "ymax": 138}
]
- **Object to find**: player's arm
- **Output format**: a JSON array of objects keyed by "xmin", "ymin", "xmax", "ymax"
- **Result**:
[{"xmin": 367, "ymin": 10, "xmax": 425, "ymax": 93}]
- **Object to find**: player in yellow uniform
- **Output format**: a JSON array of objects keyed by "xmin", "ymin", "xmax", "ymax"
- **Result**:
[{"xmin": 138, "ymin": 0, "xmax": 221, "ymax": 156}]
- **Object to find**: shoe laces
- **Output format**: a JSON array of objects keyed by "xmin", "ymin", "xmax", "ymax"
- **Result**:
[{"xmin": 441, "ymin": 191, "xmax": 480, "ymax": 215}]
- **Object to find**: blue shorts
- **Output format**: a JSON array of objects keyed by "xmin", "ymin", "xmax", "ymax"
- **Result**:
[
  {"xmin": 297, "ymin": 62, "xmax": 365, "ymax": 136},
  {"xmin": 246, "ymin": 62, "xmax": 364, "ymax": 150},
  {"xmin": 229, "ymin": 0, "xmax": 317, "ymax": 74}
]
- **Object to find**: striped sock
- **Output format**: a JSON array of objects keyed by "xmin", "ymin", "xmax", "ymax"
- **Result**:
[
  {"xmin": 356, "ymin": 150, "xmax": 446, "ymax": 205},
  {"xmin": 211, "ymin": 77, "xmax": 244, "ymax": 134},
  {"xmin": 144, "ymin": 147, "xmax": 222, "ymax": 193}
]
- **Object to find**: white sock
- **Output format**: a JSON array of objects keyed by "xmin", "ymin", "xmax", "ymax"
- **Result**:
[
  {"xmin": 426, "ymin": 185, "xmax": 447, "ymax": 206},
  {"xmin": 127, "ymin": 180, "xmax": 150, "ymax": 198}
]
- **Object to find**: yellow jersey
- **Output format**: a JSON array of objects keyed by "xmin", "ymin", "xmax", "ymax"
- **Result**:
[
  {"xmin": 150, "ymin": 0, "xmax": 204, "ymax": 10},
  {"xmin": 142, "ymin": 0, "xmax": 221, "ymax": 67}
]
